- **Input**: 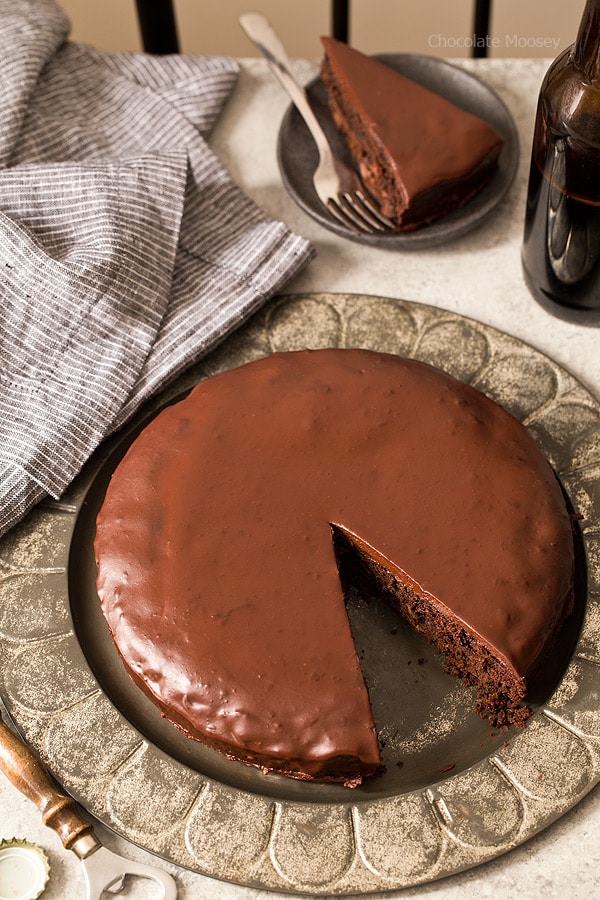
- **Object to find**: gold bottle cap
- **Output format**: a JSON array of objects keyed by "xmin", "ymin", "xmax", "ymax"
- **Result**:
[{"xmin": 0, "ymin": 839, "xmax": 50, "ymax": 900}]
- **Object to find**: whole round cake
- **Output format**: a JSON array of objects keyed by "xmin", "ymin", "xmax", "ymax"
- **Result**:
[{"xmin": 94, "ymin": 349, "xmax": 575, "ymax": 786}]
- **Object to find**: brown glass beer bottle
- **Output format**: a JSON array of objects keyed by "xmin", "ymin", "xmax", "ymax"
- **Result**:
[{"xmin": 521, "ymin": 0, "xmax": 600, "ymax": 323}]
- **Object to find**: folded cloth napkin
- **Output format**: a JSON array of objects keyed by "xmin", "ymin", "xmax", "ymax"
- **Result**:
[{"xmin": 0, "ymin": 0, "xmax": 314, "ymax": 539}]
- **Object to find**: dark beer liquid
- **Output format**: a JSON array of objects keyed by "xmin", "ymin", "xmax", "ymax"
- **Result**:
[{"xmin": 522, "ymin": 137, "xmax": 600, "ymax": 315}]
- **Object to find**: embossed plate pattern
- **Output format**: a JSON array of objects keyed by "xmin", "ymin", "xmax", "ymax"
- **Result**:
[{"xmin": 1, "ymin": 294, "xmax": 599, "ymax": 895}]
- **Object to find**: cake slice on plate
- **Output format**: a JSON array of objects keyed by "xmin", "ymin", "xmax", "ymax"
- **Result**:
[{"xmin": 320, "ymin": 37, "xmax": 504, "ymax": 231}]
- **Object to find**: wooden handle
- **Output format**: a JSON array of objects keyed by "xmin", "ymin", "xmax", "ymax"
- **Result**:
[{"xmin": 0, "ymin": 716, "xmax": 95, "ymax": 851}]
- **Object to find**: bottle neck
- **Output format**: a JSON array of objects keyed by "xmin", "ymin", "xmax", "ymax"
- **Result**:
[{"xmin": 573, "ymin": 0, "xmax": 600, "ymax": 80}]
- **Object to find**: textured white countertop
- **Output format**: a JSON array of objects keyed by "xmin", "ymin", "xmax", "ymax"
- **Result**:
[{"xmin": 2, "ymin": 56, "xmax": 599, "ymax": 900}]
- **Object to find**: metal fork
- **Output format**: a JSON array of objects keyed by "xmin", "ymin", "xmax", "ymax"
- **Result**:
[{"xmin": 239, "ymin": 12, "xmax": 395, "ymax": 235}]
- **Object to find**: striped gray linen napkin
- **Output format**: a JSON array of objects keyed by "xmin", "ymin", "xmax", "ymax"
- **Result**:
[{"xmin": 0, "ymin": 0, "xmax": 314, "ymax": 539}]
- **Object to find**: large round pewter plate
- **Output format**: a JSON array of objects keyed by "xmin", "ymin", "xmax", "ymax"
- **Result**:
[
  {"xmin": 277, "ymin": 55, "xmax": 519, "ymax": 247},
  {"xmin": 0, "ymin": 293, "xmax": 599, "ymax": 895}
]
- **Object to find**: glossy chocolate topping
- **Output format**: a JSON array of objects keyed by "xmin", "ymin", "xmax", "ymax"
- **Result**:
[
  {"xmin": 320, "ymin": 38, "xmax": 503, "ymax": 222},
  {"xmin": 95, "ymin": 349, "xmax": 574, "ymax": 780}
]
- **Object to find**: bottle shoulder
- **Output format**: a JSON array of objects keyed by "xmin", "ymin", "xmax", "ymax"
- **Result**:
[{"xmin": 539, "ymin": 46, "xmax": 600, "ymax": 142}]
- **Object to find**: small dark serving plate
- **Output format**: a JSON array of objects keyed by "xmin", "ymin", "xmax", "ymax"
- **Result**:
[{"xmin": 277, "ymin": 54, "xmax": 520, "ymax": 247}]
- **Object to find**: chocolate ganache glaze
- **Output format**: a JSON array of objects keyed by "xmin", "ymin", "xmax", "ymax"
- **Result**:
[
  {"xmin": 320, "ymin": 37, "xmax": 504, "ymax": 230},
  {"xmin": 94, "ymin": 349, "xmax": 574, "ymax": 785}
]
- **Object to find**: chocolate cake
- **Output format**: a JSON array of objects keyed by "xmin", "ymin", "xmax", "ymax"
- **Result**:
[
  {"xmin": 94, "ymin": 349, "xmax": 575, "ymax": 786},
  {"xmin": 320, "ymin": 37, "xmax": 504, "ymax": 231}
]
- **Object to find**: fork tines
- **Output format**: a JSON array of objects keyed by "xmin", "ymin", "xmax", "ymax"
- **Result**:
[{"xmin": 327, "ymin": 191, "xmax": 396, "ymax": 235}]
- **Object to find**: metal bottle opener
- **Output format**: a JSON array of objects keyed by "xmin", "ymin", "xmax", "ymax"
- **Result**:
[{"xmin": 0, "ymin": 715, "xmax": 177, "ymax": 899}]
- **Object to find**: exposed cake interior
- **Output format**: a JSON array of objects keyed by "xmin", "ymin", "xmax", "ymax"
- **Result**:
[{"xmin": 332, "ymin": 527, "xmax": 533, "ymax": 730}]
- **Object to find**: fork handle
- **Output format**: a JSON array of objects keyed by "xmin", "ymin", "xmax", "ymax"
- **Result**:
[
  {"xmin": 0, "ymin": 715, "xmax": 97, "ymax": 854},
  {"xmin": 239, "ymin": 12, "xmax": 332, "ymax": 160}
]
